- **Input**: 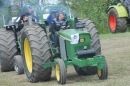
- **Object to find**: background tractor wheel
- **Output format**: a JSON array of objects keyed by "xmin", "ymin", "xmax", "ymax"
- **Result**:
[
  {"xmin": 21, "ymin": 25, "xmax": 52, "ymax": 82},
  {"xmin": 74, "ymin": 18, "xmax": 101, "ymax": 75},
  {"xmin": 55, "ymin": 59, "xmax": 66, "ymax": 84},
  {"xmin": 108, "ymin": 8, "xmax": 127, "ymax": 33},
  {"xmin": 97, "ymin": 59, "xmax": 108, "ymax": 80},
  {"xmin": 14, "ymin": 55, "xmax": 24, "ymax": 75},
  {"xmin": 0, "ymin": 29, "xmax": 17, "ymax": 72}
]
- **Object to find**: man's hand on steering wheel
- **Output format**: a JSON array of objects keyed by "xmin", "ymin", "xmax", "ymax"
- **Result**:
[{"xmin": 61, "ymin": 26, "xmax": 66, "ymax": 30}]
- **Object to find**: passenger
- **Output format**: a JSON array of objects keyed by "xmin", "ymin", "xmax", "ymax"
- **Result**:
[{"xmin": 17, "ymin": 13, "xmax": 29, "ymax": 34}]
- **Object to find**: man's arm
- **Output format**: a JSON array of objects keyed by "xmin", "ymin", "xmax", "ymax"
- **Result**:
[{"xmin": 17, "ymin": 20, "xmax": 24, "ymax": 32}]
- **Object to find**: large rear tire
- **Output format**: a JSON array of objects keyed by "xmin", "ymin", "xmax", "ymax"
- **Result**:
[
  {"xmin": 21, "ymin": 25, "xmax": 52, "ymax": 82},
  {"xmin": 108, "ymin": 8, "xmax": 127, "ymax": 33},
  {"xmin": 0, "ymin": 28, "xmax": 17, "ymax": 72},
  {"xmin": 74, "ymin": 19, "xmax": 101, "ymax": 75}
]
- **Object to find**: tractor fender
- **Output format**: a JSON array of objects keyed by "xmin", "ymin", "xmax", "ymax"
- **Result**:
[{"xmin": 108, "ymin": 5, "xmax": 128, "ymax": 17}]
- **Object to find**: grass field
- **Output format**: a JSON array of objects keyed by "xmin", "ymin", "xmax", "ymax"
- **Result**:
[{"xmin": 1, "ymin": 32, "xmax": 130, "ymax": 86}]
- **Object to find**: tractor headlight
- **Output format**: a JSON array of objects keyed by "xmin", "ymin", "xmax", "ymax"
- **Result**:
[{"xmin": 80, "ymin": 38, "xmax": 85, "ymax": 42}]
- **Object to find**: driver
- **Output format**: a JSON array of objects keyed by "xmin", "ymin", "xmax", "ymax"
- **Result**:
[
  {"xmin": 49, "ymin": 10, "xmax": 69, "ymax": 47},
  {"xmin": 49, "ymin": 11, "xmax": 68, "ymax": 34}
]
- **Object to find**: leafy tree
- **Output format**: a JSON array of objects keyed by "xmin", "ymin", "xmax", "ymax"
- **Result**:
[
  {"xmin": 66, "ymin": 0, "xmax": 109, "ymax": 34},
  {"xmin": 0, "ymin": 0, "xmax": 3, "ymax": 6}
]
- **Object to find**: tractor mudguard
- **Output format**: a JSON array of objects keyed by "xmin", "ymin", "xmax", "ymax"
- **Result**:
[{"xmin": 109, "ymin": 5, "xmax": 128, "ymax": 17}]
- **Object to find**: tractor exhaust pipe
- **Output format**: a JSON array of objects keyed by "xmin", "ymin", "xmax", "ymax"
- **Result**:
[
  {"xmin": 28, "ymin": 15, "xmax": 33, "ymax": 25},
  {"xmin": 3, "ymin": 15, "xmax": 6, "ymax": 27}
]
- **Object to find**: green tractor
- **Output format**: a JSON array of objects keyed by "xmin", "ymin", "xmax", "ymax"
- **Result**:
[
  {"xmin": 0, "ymin": 2, "xmax": 108, "ymax": 84},
  {"xmin": 108, "ymin": 0, "xmax": 128, "ymax": 33}
]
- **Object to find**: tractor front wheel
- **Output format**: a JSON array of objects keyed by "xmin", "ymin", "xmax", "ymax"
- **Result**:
[
  {"xmin": 108, "ymin": 8, "xmax": 127, "ymax": 33},
  {"xmin": 14, "ymin": 55, "xmax": 24, "ymax": 75},
  {"xmin": 97, "ymin": 59, "xmax": 108, "ymax": 80},
  {"xmin": 55, "ymin": 59, "xmax": 66, "ymax": 84}
]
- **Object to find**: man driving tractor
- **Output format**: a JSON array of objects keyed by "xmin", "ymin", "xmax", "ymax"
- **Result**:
[{"xmin": 49, "ymin": 10, "xmax": 69, "ymax": 47}]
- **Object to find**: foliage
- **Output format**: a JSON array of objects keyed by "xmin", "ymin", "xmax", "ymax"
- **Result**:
[
  {"xmin": 0, "ymin": 0, "xmax": 11, "ymax": 28},
  {"xmin": 64, "ymin": 0, "xmax": 111, "ymax": 34},
  {"xmin": 0, "ymin": 0, "xmax": 3, "ymax": 6},
  {"xmin": 109, "ymin": 0, "xmax": 120, "ymax": 5}
]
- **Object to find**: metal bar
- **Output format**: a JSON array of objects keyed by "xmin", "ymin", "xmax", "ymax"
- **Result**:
[{"xmin": 2, "ymin": 15, "xmax": 5, "ymax": 27}]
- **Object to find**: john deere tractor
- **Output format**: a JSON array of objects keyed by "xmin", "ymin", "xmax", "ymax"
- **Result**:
[
  {"xmin": 0, "ymin": 2, "xmax": 108, "ymax": 85},
  {"xmin": 108, "ymin": 1, "xmax": 128, "ymax": 33}
]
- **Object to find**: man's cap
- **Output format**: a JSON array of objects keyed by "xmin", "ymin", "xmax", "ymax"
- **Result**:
[{"xmin": 58, "ymin": 10, "xmax": 66, "ymax": 15}]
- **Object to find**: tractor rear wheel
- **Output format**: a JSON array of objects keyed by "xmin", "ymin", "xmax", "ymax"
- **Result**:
[
  {"xmin": 21, "ymin": 25, "xmax": 52, "ymax": 82},
  {"xmin": 14, "ymin": 55, "xmax": 24, "ymax": 75},
  {"xmin": 0, "ymin": 28, "xmax": 17, "ymax": 72},
  {"xmin": 74, "ymin": 19, "xmax": 101, "ymax": 75},
  {"xmin": 108, "ymin": 8, "xmax": 127, "ymax": 33}
]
